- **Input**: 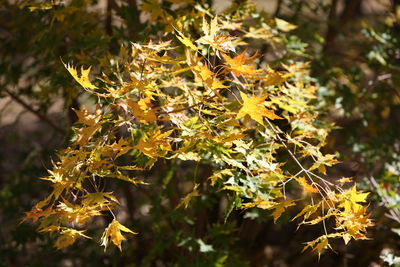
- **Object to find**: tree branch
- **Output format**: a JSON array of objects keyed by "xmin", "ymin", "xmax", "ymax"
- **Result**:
[
  {"xmin": 274, "ymin": 0, "xmax": 283, "ymax": 17},
  {"xmin": 4, "ymin": 88, "xmax": 66, "ymax": 135}
]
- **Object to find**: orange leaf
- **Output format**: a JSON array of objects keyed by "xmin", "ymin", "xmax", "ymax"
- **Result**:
[{"xmin": 222, "ymin": 49, "xmax": 262, "ymax": 76}]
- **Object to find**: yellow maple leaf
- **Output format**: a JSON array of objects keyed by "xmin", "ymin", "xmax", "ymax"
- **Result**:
[
  {"xmin": 133, "ymin": 129, "xmax": 173, "ymax": 158},
  {"xmin": 23, "ymin": 206, "xmax": 54, "ymax": 223},
  {"xmin": 65, "ymin": 64, "xmax": 97, "ymax": 89},
  {"xmin": 127, "ymin": 97, "xmax": 158, "ymax": 124},
  {"xmin": 188, "ymin": 55, "xmax": 228, "ymax": 94},
  {"xmin": 292, "ymin": 202, "xmax": 321, "ymax": 223},
  {"xmin": 263, "ymin": 67, "xmax": 292, "ymax": 86},
  {"xmin": 55, "ymin": 228, "xmax": 91, "ymax": 249},
  {"xmin": 72, "ymin": 107, "xmax": 101, "ymax": 126},
  {"xmin": 208, "ymin": 169, "xmax": 233, "ymax": 186},
  {"xmin": 197, "ymin": 16, "xmax": 235, "ymax": 52},
  {"xmin": 349, "ymin": 187, "xmax": 369, "ymax": 203},
  {"xmin": 241, "ymin": 195, "xmax": 276, "ymax": 210},
  {"xmin": 222, "ymin": 49, "xmax": 262, "ymax": 77},
  {"xmin": 270, "ymin": 200, "xmax": 295, "ymax": 223},
  {"xmin": 295, "ymin": 177, "xmax": 318, "ymax": 193},
  {"xmin": 339, "ymin": 185, "xmax": 369, "ymax": 213},
  {"xmin": 176, "ymin": 184, "xmax": 200, "ymax": 209},
  {"xmin": 314, "ymin": 236, "xmax": 329, "ymax": 259},
  {"xmin": 71, "ymin": 107, "xmax": 102, "ymax": 146},
  {"xmin": 196, "ymin": 64, "xmax": 213, "ymax": 81},
  {"xmin": 175, "ymin": 29, "xmax": 198, "ymax": 50},
  {"xmin": 101, "ymin": 219, "xmax": 137, "ymax": 251},
  {"xmin": 74, "ymin": 124, "xmax": 101, "ymax": 146},
  {"xmin": 302, "ymin": 235, "xmax": 332, "ymax": 259},
  {"xmin": 236, "ymin": 91, "xmax": 282, "ymax": 125},
  {"xmin": 82, "ymin": 192, "xmax": 120, "ymax": 207}
]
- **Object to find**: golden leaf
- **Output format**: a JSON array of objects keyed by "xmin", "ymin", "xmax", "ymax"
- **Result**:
[
  {"xmin": 55, "ymin": 228, "xmax": 91, "ymax": 249},
  {"xmin": 270, "ymin": 200, "xmax": 295, "ymax": 223},
  {"xmin": 222, "ymin": 49, "xmax": 262, "ymax": 76},
  {"xmin": 175, "ymin": 29, "xmax": 198, "ymax": 50},
  {"xmin": 338, "ymin": 185, "xmax": 370, "ymax": 213},
  {"xmin": 302, "ymin": 235, "xmax": 332, "ymax": 259},
  {"xmin": 82, "ymin": 192, "xmax": 120, "ymax": 207},
  {"xmin": 23, "ymin": 206, "xmax": 54, "ymax": 223},
  {"xmin": 101, "ymin": 219, "xmax": 137, "ymax": 251},
  {"xmin": 176, "ymin": 184, "xmax": 200, "ymax": 209},
  {"xmin": 197, "ymin": 16, "xmax": 235, "ymax": 52},
  {"xmin": 72, "ymin": 107, "xmax": 100, "ymax": 126},
  {"xmin": 295, "ymin": 177, "xmax": 318, "ymax": 193},
  {"xmin": 127, "ymin": 98, "xmax": 158, "ymax": 124},
  {"xmin": 236, "ymin": 91, "xmax": 282, "ymax": 125},
  {"xmin": 208, "ymin": 169, "xmax": 233, "ymax": 186},
  {"xmin": 188, "ymin": 56, "xmax": 228, "ymax": 93},
  {"xmin": 292, "ymin": 202, "xmax": 321, "ymax": 223},
  {"xmin": 263, "ymin": 68, "xmax": 291, "ymax": 86},
  {"xmin": 133, "ymin": 129, "xmax": 173, "ymax": 158},
  {"xmin": 65, "ymin": 64, "xmax": 97, "ymax": 89}
]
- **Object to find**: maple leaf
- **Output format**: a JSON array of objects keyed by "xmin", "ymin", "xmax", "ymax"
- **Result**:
[
  {"xmin": 175, "ymin": 29, "xmax": 198, "ymax": 50},
  {"xmin": 176, "ymin": 184, "xmax": 200, "ymax": 209},
  {"xmin": 236, "ymin": 91, "xmax": 282, "ymax": 125},
  {"xmin": 74, "ymin": 124, "xmax": 101, "ymax": 146},
  {"xmin": 127, "ymin": 97, "xmax": 158, "ymax": 124},
  {"xmin": 73, "ymin": 107, "xmax": 100, "ymax": 126},
  {"xmin": 263, "ymin": 67, "xmax": 292, "ymax": 86},
  {"xmin": 309, "ymin": 153, "xmax": 338, "ymax": 174},
  {"xmin": 133, "ymin": 128, "xmax": 173, "ymax": 158},
  {"xmin": 302, "ymin": 235, "xmax": 332, "ymax": 259},
  {"xmin": 208, "ymin": 169, "xmax": 233, "ymax": 186},
  {"xmin": 101, "ymin": 219, "xmax": 137, "ymax": 251},
  {"xmin": 295, "ymin": 177, "xmax": 318, "ymax": 193},
  {"xmin": 270, "ymin": 200, "xmax": 295, "ymax": 223},
  {"xmin": 241, "ymin": 195, "xmax": 275, "ymax": 210},
  {"xmin": 109, "ymin": 138, "xmax": 132, "ymax": 159},
  {"xmin": 197, "ymin": 16, "xmax": 235, "ymax": 52},
  {"xmin": 222, "ymin": 49, "xmax": 262, "ymax": 76},
  {"xmin": 65, "ymin": 63, "xmax": 97, "ymax": 89},
  {"xmin": 339, "ymin": 185, "xmax": 370, "ymax": 213},
  {"xmin": 72, "ymin": 107, "xmax": 102, "ymax": 146},
  {"xmin": 23, "ymin": 206, "xmax": 54, "ymax": 223},
  {"xmin": 82, "ymin": 192, "xmax": 120, "ymax": 207},
  {"xmin": 292, "ymin": 201, "xmax": 321, "ymax": 223},
  {"xmin": 176, "ymin": 151, "xmax": 202, "ymax": 161},
  {"xmin": 55, "ymin": 228, "xmax": 91, "ymax": 249},
  {"xmin": 244, "ymin": 26, "xmax": 273, "ymax": 40},
  {"xmin": 189, "ymin": 58, "xmax": 228, "ymax": 93}
]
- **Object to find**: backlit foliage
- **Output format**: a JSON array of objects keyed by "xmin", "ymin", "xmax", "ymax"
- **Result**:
[{"xmin": 24, "ymin": 0, "xmax": 372, "ymax": 257}]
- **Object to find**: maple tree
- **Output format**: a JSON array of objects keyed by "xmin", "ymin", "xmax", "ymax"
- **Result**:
[
  {"xmin": 19, "ymin": 1, "xmax": 374, "ymax": 259},
  {"xmin": 4, "ymin": 0, "xmax": 399, "ymax": 265}
]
